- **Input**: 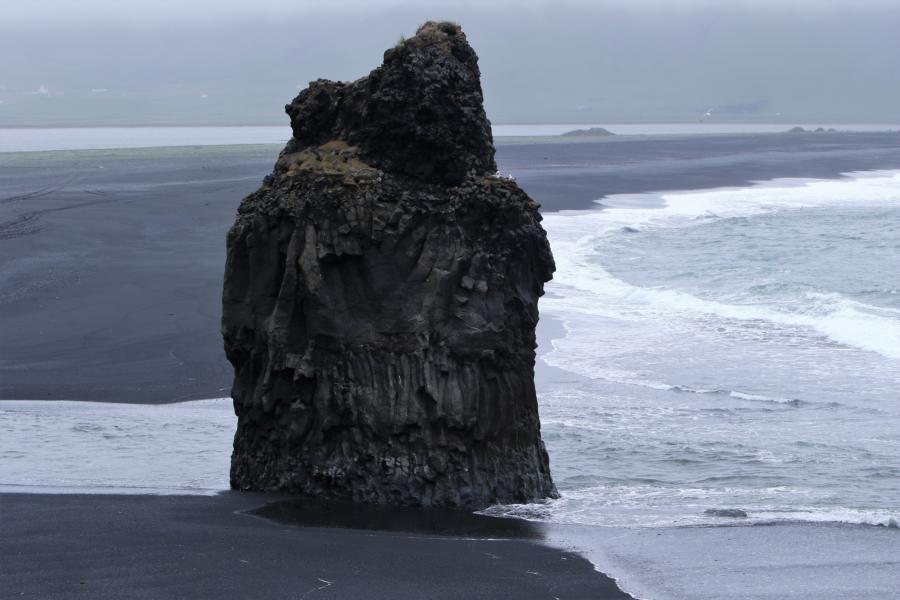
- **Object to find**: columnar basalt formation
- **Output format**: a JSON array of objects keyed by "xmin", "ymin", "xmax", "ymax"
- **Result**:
[{"xmin": 222, "ymin": 21, "xmax": 557, "ymax": 508}]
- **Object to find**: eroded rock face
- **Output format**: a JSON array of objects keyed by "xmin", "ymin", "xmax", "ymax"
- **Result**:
[{"xmin": 222, "ymin": 21, "xmax": 557, "ymax": 508}]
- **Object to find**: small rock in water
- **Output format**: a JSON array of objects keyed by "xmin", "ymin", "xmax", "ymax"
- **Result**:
[{"xmin": 704, "ymin": 508, "xmax": 749, "ymax": 518}]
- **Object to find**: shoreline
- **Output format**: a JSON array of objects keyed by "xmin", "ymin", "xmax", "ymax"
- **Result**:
[
  {"xmin": 3, "ymin": 479, "xmax": 895, "ymax": 600},
  {"xmin": 500, "ymin": 131, "xmax": 900, "ymax": 211},
  {"xmin": 0, "ymin": 492, "xmax": 635, "ymax": 599}
]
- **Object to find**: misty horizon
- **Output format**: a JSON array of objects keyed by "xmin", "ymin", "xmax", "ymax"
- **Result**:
[{"xmin": 2, "ymin": 1, "xmax": 899, "ymax": 127}]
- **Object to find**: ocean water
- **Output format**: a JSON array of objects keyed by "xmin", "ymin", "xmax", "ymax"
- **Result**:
[
  {"xmin": 0, "ymin": 399, "xmax": 233, "ymax": 494},
  {"xmin": 487, "ymin": 170, "xmax": 900, "ymax": 530},
  {"xmin": 2, "ymin": 123, "xmax": 898, "ymax": 153}
]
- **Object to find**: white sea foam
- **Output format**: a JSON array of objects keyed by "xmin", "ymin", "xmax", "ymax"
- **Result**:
[
  {"xmin": 482, "ymin": 486, "xmax": 900, "ymax": 529},
  {"xmin": 541, "ymin": 171, "xmax": 900, "ymax": 363}
]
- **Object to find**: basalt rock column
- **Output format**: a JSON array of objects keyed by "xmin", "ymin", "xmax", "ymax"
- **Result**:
[{"xmin": 222, "ymin": 21, "xmax": 557, "ymax": 508}]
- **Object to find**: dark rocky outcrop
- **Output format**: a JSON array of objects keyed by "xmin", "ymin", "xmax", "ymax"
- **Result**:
[
  {"xmin": 222, "ymin": 21, "xmax": 557, "ymax": 508},
  {"xmin": 285, "ymin": 21, "xmax": 495, "ymax": 187},
  {"xmin": 561, "ymin": 127, "xmax": 615, "ymax": 137}
]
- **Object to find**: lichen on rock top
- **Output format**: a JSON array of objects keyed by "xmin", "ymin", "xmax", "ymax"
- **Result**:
[{"xmin": 222, "ymin": 21, "xmax": 557, "ymax": 508}]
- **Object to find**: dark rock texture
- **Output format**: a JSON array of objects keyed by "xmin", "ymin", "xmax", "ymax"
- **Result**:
[
  {"xmin": 285, "ymin": 21, "xmax": 495, "ymax": 186},
  {"xmin": 222, "ymin": 21, "xmax": 557, "ymax": 508}
]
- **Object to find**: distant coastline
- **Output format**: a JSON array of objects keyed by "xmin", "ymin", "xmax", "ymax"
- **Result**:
[
  {"xmin": 561, "ymin": 126, "xmax": 616, "ymax": 137},
  {"xmin": 2, "ymin": 123, "xmax": 899, "ymax": 154}
]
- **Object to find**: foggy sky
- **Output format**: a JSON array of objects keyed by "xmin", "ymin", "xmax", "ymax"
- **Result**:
[{"xmin": 2, "ymin": 0, "xmax": 898, "ymax": 126}]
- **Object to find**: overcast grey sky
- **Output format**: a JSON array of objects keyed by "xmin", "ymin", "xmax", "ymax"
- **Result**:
[{"xmin": 2, "ymin": 0, "xmax": 898, "ymax": 126}]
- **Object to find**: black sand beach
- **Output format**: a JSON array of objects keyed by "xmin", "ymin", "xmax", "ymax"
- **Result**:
[
  {"xmin": 0, "ymin": 492, "xmax": 631, "ymax": 599},
  {"xmin": 2, "ymin": 132, "xmax": 897, "ymax": 404},
  {"xmin": 0, "ymin": 146, "xmax": 274, "ymax": 403}
]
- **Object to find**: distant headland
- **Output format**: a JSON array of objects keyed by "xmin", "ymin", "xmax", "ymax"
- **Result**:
[
  {"xmin": 788, "ymin": 126, "xmax": 838, "ymax": 133},
  {"xmin": 561, "ymin": 126, "xmax": 616, "ymax": 137}
]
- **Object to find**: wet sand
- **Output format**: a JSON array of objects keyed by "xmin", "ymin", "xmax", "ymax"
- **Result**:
[{"xmin": 0, "ymin": 492, "xmax": 632, "ymax": 599}]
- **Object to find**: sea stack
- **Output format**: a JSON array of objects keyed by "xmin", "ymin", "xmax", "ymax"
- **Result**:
[{"xmin": 222, "ymin": 21, "xmax": 557, "ymax": 508}]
